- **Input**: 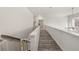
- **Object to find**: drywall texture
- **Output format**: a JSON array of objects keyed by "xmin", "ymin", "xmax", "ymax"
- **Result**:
[
  {"xmin": 0, "ymin": 7, "xmax": 33, "ymax": 38},
  {"xmin": 46, "ymin": 25, "xmax": 79, "ymax": 51},
  {"xmin": 0, "ymin": 7, "xmax": 33, "ymax": 51}
]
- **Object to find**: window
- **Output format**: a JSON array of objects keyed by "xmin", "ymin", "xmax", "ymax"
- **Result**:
[{"xmin": 68, "ymin": 14, "xmax": 79, "ymax": 31}]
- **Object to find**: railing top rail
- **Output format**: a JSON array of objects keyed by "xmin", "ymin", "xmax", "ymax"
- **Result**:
[{"xmin": 1, "ymin": 34, "xmax": 21, "ymax": 40}]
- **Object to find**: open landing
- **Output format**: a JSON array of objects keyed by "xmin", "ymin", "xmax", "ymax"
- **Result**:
[{"xmin": 38, "ymin": 30, "xmax": 62, "ymax": 51}]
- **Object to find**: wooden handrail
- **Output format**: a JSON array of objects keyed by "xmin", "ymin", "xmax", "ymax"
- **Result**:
[
  {"xmin": 1, "ymin": 34, "xmax": 30, "ymax": 42},
  {"xmin": 1, "ymin": 34, "xmax": 21, "ymax": 40}
]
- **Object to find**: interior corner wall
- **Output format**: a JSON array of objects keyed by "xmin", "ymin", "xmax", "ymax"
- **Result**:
[{"xmin": 0, "ymin": 7, "xmax": 33, "ymax": 38}]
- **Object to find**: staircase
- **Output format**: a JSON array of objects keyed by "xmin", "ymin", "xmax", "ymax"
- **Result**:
[{"xmin": 38, "ymin": 30, "xmax": 62, "ymax": 51}]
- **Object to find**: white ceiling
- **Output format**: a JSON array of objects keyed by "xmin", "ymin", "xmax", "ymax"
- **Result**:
[{"xmin": 28, "ymin": 7, "xmax": 79, "ymax": 18}]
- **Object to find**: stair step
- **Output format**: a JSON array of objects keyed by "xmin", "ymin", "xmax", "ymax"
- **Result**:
[
  {"xmin": 39, "ymin": 40, "xmax": 55, "ymax": 44},
  {"xmin": 38, "ymin": 48, "xmax": 61, "ymax": 51},
  {"xmin": 38, "ymin": 48, "xmax": 49, "ymax": 51},
  {"xmin": 39, "ymin": 37, "xmax": 53, "ymax": 40},
  {"xmin": 38, "ymin": 30, "xmax": 62, "ymax": 51},
  {"xmin": 39, "ymin": 44, "xmax": 58, "ymax": 48}
]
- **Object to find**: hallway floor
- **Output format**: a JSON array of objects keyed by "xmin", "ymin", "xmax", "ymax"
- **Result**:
[{"xmin": 38, "ymin": 30, "xmax": 62, "ymax": 51}]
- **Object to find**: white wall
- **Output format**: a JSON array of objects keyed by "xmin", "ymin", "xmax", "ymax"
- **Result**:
[
  {"xmin": 29, "ymin": 7, "xmax": 69, "ymax": 29},
  {"xmin": 46, "ymin": 25, "xmax": 79, "ymax": 51},
  {"xmin": 44, "ymin": 7, "xmax": 70, "ymax": 30},
  {"xmin": 0, "ymin": 7, "xmax": 33, "ymax": 38},
  {"xmin": 0, "ymin": 7, "xmax": 33, "ymax": 51},
  {"xmin": 44, "ymin": 7, "xmax": 79, "ymax": 30},
  {"xmin": 28, "ymin": 7, "xmax": 79, "ymax": 30},
  {"xmin": 44, "ymin": 16, "xmax": 68, "ymax": 30}
]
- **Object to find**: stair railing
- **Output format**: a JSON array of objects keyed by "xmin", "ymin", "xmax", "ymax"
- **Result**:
[
  {"xmin": 29, "ymin": 26, "xmax": 40, "ymax": 51},
  {"xmin": 1, "ymin": 34, "xmax": 30, "ymax": 51},
  {"xmin": 0, "ymin": 26, "xmax": 40, "ymax": 51}
]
